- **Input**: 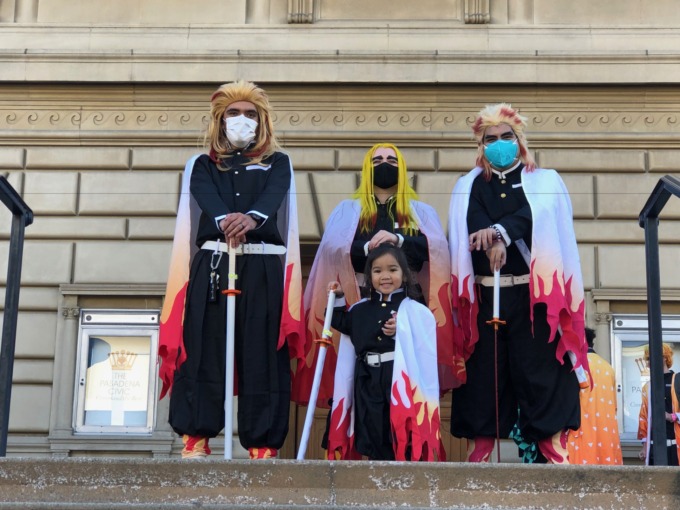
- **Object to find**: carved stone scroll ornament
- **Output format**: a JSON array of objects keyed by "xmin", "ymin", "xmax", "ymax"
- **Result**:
[
  {"xmin": 62, "ymin": 307, "xmax": 81, "ymax": 319},
  {"xmin": 464, "ymin": 0, "xmax": 490, "ymax": 24},
  {"xmin": 288, "ymin": 0, "xmax": 314, "ymax": 24},
  {"xmin": 594, "ymin": 312, "xmax": 613, "ymax": 323}
]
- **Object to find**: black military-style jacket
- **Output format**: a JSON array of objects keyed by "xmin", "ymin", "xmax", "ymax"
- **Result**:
[
  {"xmin": 331, "ymin": 290, "xmax": 406, "ymax": 357},
  {"xmin": 190, "ymin": 151, "xmax": 291, "ymax": 247},
  {"xmin": 467, "ymin": 163, "xmax": 532, "ymax": 277}
]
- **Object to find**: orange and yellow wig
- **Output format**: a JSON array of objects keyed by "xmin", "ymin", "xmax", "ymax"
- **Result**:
[
  {"xmin": 644, "ymin": 343, "xmax": 674, "ymax": 369},
  {"xmin": 471, "ymin": 103, "xmax": 536, "ymax": 180},
  {"xmin": 353, "ymin": 143, "xmax": 419, "ymax": 236},
  {"xmin": 205, "ymin": 80, "xmax": 281, "ymax": 168}
]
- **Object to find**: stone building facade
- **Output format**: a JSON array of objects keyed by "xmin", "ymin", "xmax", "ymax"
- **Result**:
[{"xmin": 1, "ymin": 1, "xmax": 680, "ymax": 461}]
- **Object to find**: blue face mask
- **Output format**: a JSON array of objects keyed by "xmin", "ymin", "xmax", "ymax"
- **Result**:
[{"xmin": 484, "ymin": 139, "xmax": 518, "ymax": 169}]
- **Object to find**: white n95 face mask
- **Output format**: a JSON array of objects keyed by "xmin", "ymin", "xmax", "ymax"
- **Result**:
[{"xmin": 224, "ymin": 115, "xmax": 258, "ymax": 148}]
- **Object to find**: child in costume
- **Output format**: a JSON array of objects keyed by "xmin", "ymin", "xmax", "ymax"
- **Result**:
[{"xmin": 327, "ymin": 244, "xmax": 445, "ymax": 461}]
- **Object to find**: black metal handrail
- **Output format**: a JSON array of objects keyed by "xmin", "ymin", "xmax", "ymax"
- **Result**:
[
  {"xmin": 638, "ymin": 174, "xmax": 680, "ymax": 466},
  {"xmin": 0, "ymin": 176, "xmax": 33, "ymax": 457}
]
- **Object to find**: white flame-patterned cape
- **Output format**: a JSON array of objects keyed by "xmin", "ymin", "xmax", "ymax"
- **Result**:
[
  {"xmin": 448, "ymin": 166, "xmax": 589, "ymax": 376},
  {"xmin": 327, "ymin": 297, "xmax": 446, "ymax": 461}
]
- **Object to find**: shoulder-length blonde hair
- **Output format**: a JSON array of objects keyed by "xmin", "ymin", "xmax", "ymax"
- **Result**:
[
  {"xmin": 353, "ymin": 143, "xmax": 419, "ymax": 236},
  {"xmin": 205, "ymin": 80, "xmax": 280, "ymax": 169},
  {"xmin": 471, "ymin": 103, "xmax": 536, "ymax": 180}
]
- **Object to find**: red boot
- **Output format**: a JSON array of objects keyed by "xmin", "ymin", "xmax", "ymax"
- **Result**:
[
  {"xmin": 537, "ymin": 430, "xmax": 570, "ymax": 464},
  {"xmin": 466, "ymin": 437, "xmax": 495, "ymax": 463},
  {"xmin": 181, "ymin": 435, "xmax": 211, "ymax": 460},
  {"xmin": 248, "ymin": 447, "xmax": 278, "ymax": 459}
]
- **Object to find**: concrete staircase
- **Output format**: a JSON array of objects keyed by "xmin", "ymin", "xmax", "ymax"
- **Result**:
[{"xmin": 0, "ymin": 458, "xmax": 678, "ymax": 509}]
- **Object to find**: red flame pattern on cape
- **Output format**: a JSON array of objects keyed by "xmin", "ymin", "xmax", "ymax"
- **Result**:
[
  {"xmin": 158, "ymin": 281, "xmax": 188, "ymax": 399},
  {"xmin": 157, "ymin": 154, "xmax": 305, "ymax": 399},
  {"xmin": 391, "ymin": 371, "xmax": 446, "ymax": 461},
  {"xmin": 448, "ymin": 166, "xmax": 589, "ymax": 378},
  {"xmin": 293, "ymin": 199, "xmax": 463, "ymax": 408}
]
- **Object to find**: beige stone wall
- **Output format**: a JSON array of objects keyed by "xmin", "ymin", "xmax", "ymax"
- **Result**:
[
  {"xmin": 1, "ymin": 0, "xmax": 677, "ymax": 26},
  {"xmin": 1, "ymin": 0, "xmax": 679, "ymax": 458}
]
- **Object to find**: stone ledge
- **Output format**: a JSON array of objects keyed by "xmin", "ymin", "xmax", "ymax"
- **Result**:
[
  {"xmin": 2, "ymin": 50, "xmax": 680, "ymax": 84},
  {"xmin": 0, "ymin": 458, "xmax": 678, "ymax": 509}
]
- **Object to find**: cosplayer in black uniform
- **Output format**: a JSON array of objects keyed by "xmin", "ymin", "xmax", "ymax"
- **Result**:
[
  {"xmin": 349, "ymin": 144, "xmax": 428, "ymax": 275},
  {"xmin": 168, "ymin": 81, "xmax": 293, "ymax": 460},
  {"xmin": 449, "ymin": 103, "xmax": 583, "ymax": 464},
  {"xmin": 329, "ymin": 245, "xmax": 420, "ymax": 460}
]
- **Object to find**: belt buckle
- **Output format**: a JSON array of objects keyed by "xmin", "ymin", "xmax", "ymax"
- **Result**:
[{"xmin": 365, "ymin": 352, "xmax": 380, "ymax": 367}]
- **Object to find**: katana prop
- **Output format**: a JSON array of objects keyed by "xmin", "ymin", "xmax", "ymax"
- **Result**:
[
  {"xmin": 296, "ymin": 288, "xmax": 336, "ymax": 460},
  {"xmin": 485, "ymin": 268, "xmax": 506, "ymax": 463},
  {"xmin": 221, "ymin": 242, "xmax": 240, "ymax": 460},
  {"xmin": 206, "ymin": 239, "xmax": 286, "ymax": 460}
]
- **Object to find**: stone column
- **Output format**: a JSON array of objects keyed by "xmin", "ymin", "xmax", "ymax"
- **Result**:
[
  {"xmin": 464, "ymin": 0, "xmax": 490, "ymax": 24},
  {"xmin": 14, "ymin": 0, "xmax": 38, "ymax": 22},
  {"xmin": 288, "ymin": 0, "xmax": 314, "ymax": 23},
  {"xmin": 246, "ymin": 0, "xmax": 270, "ymax": 24},
  {"xmin": 508, "ymin": 0, "xmax": 534, "ymax": 24},
  {"xmin": 48, "ymin": 296, "xmax": 80, "ymax": 457}
]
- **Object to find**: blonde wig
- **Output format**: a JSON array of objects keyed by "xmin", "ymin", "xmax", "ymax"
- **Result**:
[
  {"xmin": 471, "ymin": 103, "xmax": 536, "ymax": 180},
  {"xmin": 353, "ymin": 143, "xmax": 419, "ymax": 236},
  {"xmin": 644, "ymin": 343, "xmax": 674, "ymax": 369},
  {"xmin": 205, "ymin": 80, "xmax": 280, "ymax": 168}
]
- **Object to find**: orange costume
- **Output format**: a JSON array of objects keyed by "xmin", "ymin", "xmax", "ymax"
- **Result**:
[
  {"xmin": 637, "ymin": 372, "xmax": 680, "ymax": 465},
  {"xmin": 568, "ymin": 351, "xmax": 622, "ymax": 465}
]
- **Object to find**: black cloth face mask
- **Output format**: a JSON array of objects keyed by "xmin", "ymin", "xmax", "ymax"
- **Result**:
[{"xmin": 373, "ymin": 162, "xmax": 399, "ymax": 189}]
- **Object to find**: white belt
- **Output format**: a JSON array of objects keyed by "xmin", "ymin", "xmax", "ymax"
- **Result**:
[
  {"xmin": 475, "ymin": 274, "xmax": 530, "ymax": 287},
  {"xmin": 201, "ymin": 241, "xmax": 286, "ymax": 255},
  {"xmin": 363, "ymin": 351, "xmax": 395, "ymax": 367},
  {"xmin": 651, "ymin": 439, "xmax": 677, "ymax": 447}
]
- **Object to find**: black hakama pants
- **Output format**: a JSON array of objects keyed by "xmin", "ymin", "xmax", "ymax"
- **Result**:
[
  {"xmin": 169, "ymin": 249, "xmax": 290, "ymax": 449},
  {"xmin": 451, "ymin": 284, "xmax": 580, "ymax": 443},
  {"xmin": 353, "ymin": 359, "xmax": 395, "ymax": 460}
]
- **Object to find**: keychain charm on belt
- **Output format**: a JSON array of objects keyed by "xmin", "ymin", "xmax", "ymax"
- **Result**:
[{"xmin": 208, "ymin": 239, "xmax": 223, "ymax": 303}]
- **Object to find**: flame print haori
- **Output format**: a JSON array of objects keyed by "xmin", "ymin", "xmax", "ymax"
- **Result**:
[
  {"xmin": 158, "ymin": 155, "xmax": 305, "ymax": 399},
  {"xmin": 292, "ymin": 199, "xmax": 463, "ymax": 407},
  {"xmin": 327, "ymin": 298, "xmax": 445, "ymax": 461},
  {"xmin": 158, "ymin": 155, "xmax": 200, "ymax": 399},
  {"xmin": 448, "ymin": 166, "xmax": 589, "ymax": 375}
]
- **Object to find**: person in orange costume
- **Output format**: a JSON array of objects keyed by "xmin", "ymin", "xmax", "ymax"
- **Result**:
[
  {"xmin": 567, "ymin": 328, "xmax": 622, "ymax": 465},
  {"xmin": 637, "ymin": 343, "xmax": 680, "ymax": 465}
]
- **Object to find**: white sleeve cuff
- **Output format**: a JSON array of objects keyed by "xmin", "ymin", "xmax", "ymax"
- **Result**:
[
  {"xmin": 396, "ymin": 233, "xmax": 404, "ymax": 247},
  {"xmin": 246, "ymin": 210, "xmax": 268, "ymax": 229},
  {"xmin": 493, "ymin": 223, "xmax": 511, "ymax": 247},
  {"xmin": 215, "ymin": 214, "xmax": 226, "ymax": 231},
  {"xmin": 334, "ymin": 296, "xmax": 346, "ymax": 308},
  {"xmin": 363, "ymin": 242, "xmax": 370, "ymax": 256}
]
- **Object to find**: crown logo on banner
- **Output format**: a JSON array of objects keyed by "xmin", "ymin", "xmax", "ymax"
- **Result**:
[
  {"xmin": 108, "ymin": 350, "xmax": 137, "ymax": 370},
  {"xmin": 635, "ymin": 357, "xmax": 650, "ymax": 377}
]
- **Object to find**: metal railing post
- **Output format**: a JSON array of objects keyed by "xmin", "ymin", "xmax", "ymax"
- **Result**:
[
  {"xmin": 638, "ymin": 174, "xmax": 680, "ymax": 466},
  {"xmin": 0, "ymin": 176, "xmax": 33, "ymax": 457}
]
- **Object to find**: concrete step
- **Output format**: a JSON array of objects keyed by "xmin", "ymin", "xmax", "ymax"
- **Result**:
[{"xmin": 0, "ymin": 458, "xmax": 678, "ymax": 509}]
